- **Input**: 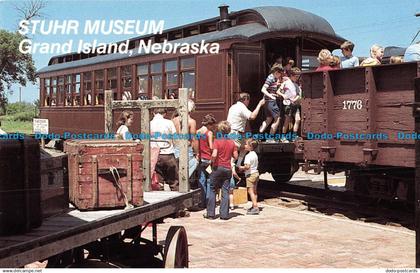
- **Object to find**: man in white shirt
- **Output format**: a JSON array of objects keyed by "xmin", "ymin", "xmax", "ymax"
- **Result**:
[
  {"xmin": 227, "ymin": 93, "xmax": 265, "ymax": 147},
  {"xmin": 404, "ymin": 42, "xmax": 420, "ymax": 62},
  {"xmin": 150, "ymin": 108, "xmax": 178, "ymax": 191}
]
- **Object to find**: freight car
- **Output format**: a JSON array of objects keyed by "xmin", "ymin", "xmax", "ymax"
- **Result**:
[
  {"xmin": 301, "ymin": 61, "xmax": 420, "ymax": 202},
  {"xmin": 36, "ymin": 5, "xmax": 345, "ymax": 182}
]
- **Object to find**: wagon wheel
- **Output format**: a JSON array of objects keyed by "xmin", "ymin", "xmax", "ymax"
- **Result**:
[{"xmin": 163, "ymin": 226, "xmax": 189, "ymax": 268}]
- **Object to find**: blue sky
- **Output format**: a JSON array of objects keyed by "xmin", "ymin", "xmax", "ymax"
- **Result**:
[{"xmin": 0, "ymin": 0, "xmax": 419, "ymax": 103}]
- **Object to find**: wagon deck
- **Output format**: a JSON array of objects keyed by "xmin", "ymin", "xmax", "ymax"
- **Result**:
[{"xmin": 0, "ymin": 190, "xmax": 200, "ymax": 268}]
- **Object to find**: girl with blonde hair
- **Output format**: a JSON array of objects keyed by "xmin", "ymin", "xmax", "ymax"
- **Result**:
[
  {"xmin": 361, "ymin": 44, "xmax": 384, "ymax": 66},
  {"xmin": 316, "ymin": 49, "xmax": 335, "ymax": 71}
]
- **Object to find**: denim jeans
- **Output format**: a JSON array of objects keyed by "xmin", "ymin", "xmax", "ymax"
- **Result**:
[
  {"xmin": 174, "ymin": 146, "xmax": 198, "ymax": 178},
  {"xmin": 198, "ymin": 159, "xmax": 211, "ymax": 207},
  {"xmin": 207, "ymin": 166, "xmax": 232, "ymax": 218}
]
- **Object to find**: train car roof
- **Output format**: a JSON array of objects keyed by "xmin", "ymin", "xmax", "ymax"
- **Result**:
[{"xmin": 37, "ymin": 6, "xmax": 344, "ymax": 74}]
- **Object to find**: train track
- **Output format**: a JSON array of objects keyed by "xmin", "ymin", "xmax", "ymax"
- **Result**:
[{"xmin": 257, "ymin": 178, "xmax": 414, "ymax": 230}]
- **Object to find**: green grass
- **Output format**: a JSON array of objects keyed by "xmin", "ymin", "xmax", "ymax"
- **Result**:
[{"xmin": 0, "ymin": 118, "xmax": 33, "ymax": 134}]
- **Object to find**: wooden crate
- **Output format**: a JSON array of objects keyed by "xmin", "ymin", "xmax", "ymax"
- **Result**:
[
  {"xmin": 0, "ymin": 137, "xmax": 42, "ymax": 235},
  {"xmin": 233, "ymin": 187, "xmax": 248, "ymax": 205},
  {"xmin": 64, "ymin": 140, "xmax": 144, "ymax": 210},
  {"xmin": 40, "ymin": 148, "xmax": 69, "ymax": 218}
]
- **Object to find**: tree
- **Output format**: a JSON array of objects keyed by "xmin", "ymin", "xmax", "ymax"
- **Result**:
[
  {"xmin": 0, "ymin": 30, "xmax": 36, "ymax": 96},
  {"xmin": 0, "ymin": 0, "xmax": 46, "ymax": 111}
]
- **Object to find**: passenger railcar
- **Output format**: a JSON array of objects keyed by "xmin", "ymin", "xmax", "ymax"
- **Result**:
[{"xmin": 36, "ymin": 6, "xmax": 345, "ymax": 181}]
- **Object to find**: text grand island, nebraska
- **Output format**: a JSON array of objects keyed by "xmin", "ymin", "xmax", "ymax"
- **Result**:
[{"xmin": 17, "ymin": 19, "xmax": 220, "ymax": 55}]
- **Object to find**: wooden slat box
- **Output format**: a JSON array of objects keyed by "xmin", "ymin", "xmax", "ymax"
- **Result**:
[
  {"xmin": 64, "ymin": 140, "xmax": 144, "ymax": 210},
  {"xmin": 0, "ymin": 137, "xmax": 42, "ymax": 235},
  {"xmin": 40, "ymin": 148, "xmax": 69, "ymax": 218}
]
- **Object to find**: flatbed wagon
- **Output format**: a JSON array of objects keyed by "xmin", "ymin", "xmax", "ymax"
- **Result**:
[{"xmin": 0, "ymin": 189, "xmax": 200, "ymax": 268}]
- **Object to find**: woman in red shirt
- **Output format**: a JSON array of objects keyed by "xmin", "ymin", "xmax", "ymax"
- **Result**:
[
  {"xmin": 205, "ymin": 121, "xmax": 238, "ymax": 220},
  {"xmin": 196, "ymin": 114, "xmax": 217, "ymax": 208}
]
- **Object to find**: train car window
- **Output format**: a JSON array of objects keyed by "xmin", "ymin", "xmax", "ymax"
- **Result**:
[
  {"xmin": 181, "ymin": 72, "xmax": 195, "ymax": 98},
  {"xmin": 74, "ymin": 74, "xmax": 81, "ymax": 106},
  {"xmin": 180, "ymin": 57, "xmax": 195, "ymax": 99},
  {"xmin": 44, "ymin": 78, "xmax": 50, "ymax": 106},
  {"xmin": 121, "ymin": 66, "xmax": 132, "ymax": 101},
  {"xmin": 107, "ymin": 68, "xmax": 118, "ymax": 100},
  {"xmin": 181, "ymin": 57, "xmax": 195, "ymax": 69},
  {"xmin": 152, "ymin": 75, "xmax": 163, "ymax": 98},
  {"xmin": 165, "ymin": 60, "xmax": 177, "ymax": 71},
  {"xmin": 51, "ymin": 78, "xmax": 57, "ymax": 106},
  {"xmin": 65, "ymin": 75, "xmax": 72, "ymax": 106},
  {"xmin": 58, "ymin": 76, "xmax": 65, "ymax": 106},
  {"xmin": 165, "ymin": 60, "xmax": 178, "ymax": 99},
  {"xmin": 137, "ymin": 64, "xmax": 148, "ymax": 75},
  {"xmin": 95, "ymin": 70, "xmax": 104, "ymax": 105},
  {"xmin": 137, "ymin": 64, "xmax": 148, "ymax": 99},
  {"xmin": 83, "ymin": 72, "xmax": 92, "ymax": 105},
  {"xmin": 151, "ymin": 62, "xmax": 163, "ymax": 98},
  {"xmin": 151, "ymin": 62, "xmax": 162, "ymax": 74}
]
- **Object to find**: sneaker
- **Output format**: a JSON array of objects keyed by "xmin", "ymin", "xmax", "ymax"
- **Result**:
[
  {"xmin": 203, "ymin": 213, "xmax": 216, "ymax": 220},
  {"xmin": 247, "ymin": 207, "xmax": 260, "ymax": 215}
]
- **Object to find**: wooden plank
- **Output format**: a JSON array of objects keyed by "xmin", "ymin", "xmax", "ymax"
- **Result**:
[
  {"xmin": 141, "ymin": 108, "xmax": 151, "ymax": 191},
  {"xmin": 104, "ymin": 90, "xmax": 113, "ymax": 133},
  {"xmin": 113, "ymin": 99, "xmax": 180, "ymax": 109},
  {"xmin": 178, "ymin": 88, "xmax": 189, "ymax": 193},
  {"xmin": 0, "ymin": 189, "xmax": 200, "ymax": 268}
]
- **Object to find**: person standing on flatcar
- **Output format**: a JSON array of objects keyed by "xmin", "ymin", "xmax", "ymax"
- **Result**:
[
  {"xmin": 196, "ymin": 114, "xmax": 217, "ymax": 208},
  {"xmin": 151, "ymin": 108, "xmax": 179, "ymax": 191},
  {"xmin": 340, "ymin": 41, "xmax": 359, "ymax": 68},
  {"xmin": 330, "ymin": 56, "xmax": 341, "ymax": 69},
  {"xmin": 315, "ymin": 49, "xmax": 336, "ymax": 72},
  {"xmin": 116, "ymin": 110, "xmax": 134, "ymax": 140},
  {"xmin": 404, "ymin": 42, "xmax": 420, "ymax": 62},
  {"xmin": 277, "ymin": 67, "xmax": 300, "ymax": 142},
  {"xmin": 204, "ymin": 121, "xmax": 238, "ymax": 220},
  {"xmin": 360, "ymin": 44, "xmax": 384, "ymax": 66},
  {"xmin": 283, "ymin": 57, "xmax": 295, "ymax": 77},
  {"xmin": 259, "ymin": 65, "xmax": 284, "ymax": 137}
]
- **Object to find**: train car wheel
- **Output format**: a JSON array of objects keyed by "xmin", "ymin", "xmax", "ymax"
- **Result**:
[
  {"xmin": 163, "ymin": 226, "xmax": 189, "ymax": 268},
  {"xmin": 272, "ymin": 173, "xmax": 293, "ymax": 183}
]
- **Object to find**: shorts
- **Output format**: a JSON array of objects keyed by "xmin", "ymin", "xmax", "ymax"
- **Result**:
[
  {"xmin": 264, "ymin": 100, "xmax": 280, "ymax": 119},
  {"xmin": 230, "ymin": 129, "xmax": 245, "ymax": 148},
  {"xmin": 246, "ymin": 172, "xmax": 259, "ymax": 188},
  {"xmin": 284, "ymin": 104, "xmax": 298, "ymax": 116}
]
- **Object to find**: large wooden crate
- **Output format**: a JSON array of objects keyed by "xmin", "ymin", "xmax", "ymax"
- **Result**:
[
  {"xmin": 64, "ymin": 140, "xmax": 144, "ymax": 210},
  {"xmin": 0, "ymin": 137, "xmax": 42, "ymax": 235},
  {"xmin": 40, "ymin": 148, "xmax": 69, "ymax": 217}
]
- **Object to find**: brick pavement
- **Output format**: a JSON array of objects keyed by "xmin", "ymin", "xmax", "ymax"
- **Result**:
[{"xmin": 149, "ymin": 203, "xmax": 414, "ymax": 268}]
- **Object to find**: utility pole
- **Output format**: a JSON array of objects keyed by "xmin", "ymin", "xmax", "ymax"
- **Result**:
[
  {"xmin": 410, "ymin": 13, "xmax": 420, "ymax": 44},
  {"xmin": 19, "ymin": 87, "xmax": 22, "ymax": 103}
]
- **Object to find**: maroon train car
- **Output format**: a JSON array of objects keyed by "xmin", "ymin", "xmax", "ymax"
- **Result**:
[
  {"xmin": 301, "ymin": 61, "xmax": 420, "ymax": 201},
  {"xmin": 36, "ymin": 6, "xmax": 345, "ymax": 181}
]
